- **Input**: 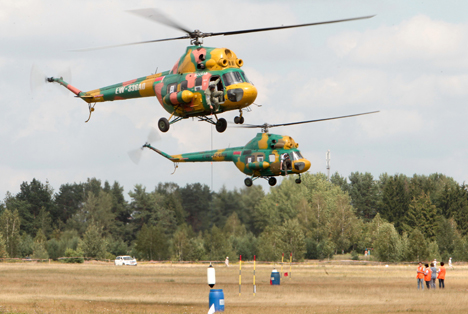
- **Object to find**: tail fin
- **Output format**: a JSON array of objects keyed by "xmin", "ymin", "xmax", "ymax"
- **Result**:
[{"xmin": 47, "ymin": 77, "xmax": 82, "ymax": 96}]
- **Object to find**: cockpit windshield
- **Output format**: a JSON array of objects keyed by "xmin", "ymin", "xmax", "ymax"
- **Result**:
[
  {"xmin": 222, "ymin": 71, "xmax": 244, "ymax": 87},
  {"xmin": 290, "ymin": 151, "xmax": 304, "ymax": 161},
  {"xmin": 240, "ymin": 70, "xmax": 251, "ymax": 84}
]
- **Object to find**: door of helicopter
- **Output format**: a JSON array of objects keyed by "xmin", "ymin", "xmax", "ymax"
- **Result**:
[{"xmin": 209, "ymin": 75, "xmax": 224, "ymax": 103}]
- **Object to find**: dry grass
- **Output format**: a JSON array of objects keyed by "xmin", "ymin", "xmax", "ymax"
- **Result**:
[{"xmin": 0, "ymin": 261, "xmax": 467, "ymax": 313}]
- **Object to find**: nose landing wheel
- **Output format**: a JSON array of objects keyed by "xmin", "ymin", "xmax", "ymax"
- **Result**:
[
  {"xmin": 234, "ymin": 116, "xmax": 244, "ymax": 124},
  {"xmin": 295, "ymin": 174, "xmax": 302, "ymax": 184}
]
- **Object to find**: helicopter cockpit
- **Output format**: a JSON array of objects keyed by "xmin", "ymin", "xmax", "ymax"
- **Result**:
[
  {"xmin": 222, "ymin": 70, "xmax": 250, "ymax": 86},
  {"xmin": 290, "ymin": 151, "xmax": 304, "ymax": 161}
]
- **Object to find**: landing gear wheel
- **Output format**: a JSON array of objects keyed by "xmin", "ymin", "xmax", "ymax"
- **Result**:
[
  {"xmin": 244, "ymin": 178, "xmax": 253, "ymax": 187},
  {"xmin": 234, "ymin": 116, "xmax": 240, "ymax": 124},
  {"xmin": 158, "ymin": 117, "xmax": 170, "ymax": 133},
  {"xmin": 268, "ymin": 177, "xmax": 277, "ymax": 186},
  {"xmin": 295, "ymin": 178, "xmax": 302, "ymax": 184},
  {"xmin": 216, "ymin": 118, "xmax": 227, "ymax": 133},
  {"xmin": 239, "ymin": 116, "xmax": 244, "ymax": 124}
]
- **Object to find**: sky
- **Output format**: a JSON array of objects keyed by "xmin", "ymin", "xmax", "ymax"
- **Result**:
[{"xmin": 1, "ymin": 0, "xmax": 468, "ymax": 199}]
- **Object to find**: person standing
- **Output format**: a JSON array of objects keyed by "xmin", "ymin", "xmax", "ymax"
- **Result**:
[
  {"xmin": 416, "ymin": 262, "xmax": 425, "ymax": 290},
  {"xmin": 437, "ymin": 262, "xmax": 446, "ymax": 289},
  {"xmin": 225, "ymin": 256, "xmax": 229, "ymax": 267},
  {"xmin": 448, "ymin": 257, "xmax": 453, "ymax": 269},
  {"xmin": 424, "ymin": 263, "xmax": 432, "ymax": 290},
  {"xmin": 430, "ymin": 262, "xmax": 437, "ymax": 289},
  {"xmin": 433, "ymin": 259, "xmax": 437, "ymax": 268}
]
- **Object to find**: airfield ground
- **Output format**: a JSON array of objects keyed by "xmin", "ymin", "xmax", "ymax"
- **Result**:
[{"xmin": 0, "ymin": 261, "xmax": 467, "ymax": 313}]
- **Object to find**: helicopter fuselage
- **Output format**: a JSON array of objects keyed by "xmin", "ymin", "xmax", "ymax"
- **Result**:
[
  {"xmin": 144, "ymin": 133, "xmax": 311, "ymax": 179},
  {"xmin": 56, "ymin": 46, "xmax": 257, "ymax": 120}
]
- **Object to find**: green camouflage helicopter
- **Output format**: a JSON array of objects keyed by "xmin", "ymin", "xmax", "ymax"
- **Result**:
[
  {"xmin": 133, "ymin": 111, "xmax": 378, "ymax": 187},
  {"xmin": 46, "ymin": 9, "xmax": 373, "ymax": 133}
]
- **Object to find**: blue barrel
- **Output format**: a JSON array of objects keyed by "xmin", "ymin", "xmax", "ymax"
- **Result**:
[
  {"xmin": 209, "ymin": 289, "xmax": 225, "ymax": 312},
  {"xmin": 270, "ymin": 269, "xmax": 280, "ymax": 285}
]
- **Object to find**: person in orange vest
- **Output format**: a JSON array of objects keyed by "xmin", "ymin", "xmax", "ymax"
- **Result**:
[
  {"xmin": 424, "ymin": 263, "xmax": 432, "ymax": 289},
  {"xmin": 416, "ymin": 262, "xmax": 425, "ymax": 290},
  {"xmin": 437, "ymin": 262, "xmax": 446, "ymax": 289}
]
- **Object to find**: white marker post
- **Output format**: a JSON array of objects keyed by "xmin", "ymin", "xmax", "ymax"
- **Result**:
[{"xmin": 207, "ymin": 263, "xmax": 216, "ymax": 288}]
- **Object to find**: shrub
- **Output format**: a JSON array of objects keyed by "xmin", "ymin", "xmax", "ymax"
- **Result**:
[{"xmin": 61, "ymin": 248, "xmax": 84, "ymax": 263}]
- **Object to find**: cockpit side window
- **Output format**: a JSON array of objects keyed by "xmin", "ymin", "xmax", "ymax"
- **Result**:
[
  {"xmin": 222, "ymin": 72, "xmax": 244, "ymax": 87},
  {"xmin": 239, "ymin": 70, "xmax": 251, "ymax": 84},
  {"xmin": 290, "ymin": 151, "xmax": 304, "ymax": 161}
]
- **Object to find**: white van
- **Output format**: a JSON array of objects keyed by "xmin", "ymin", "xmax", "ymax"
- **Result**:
[{"xmin": 114, "ymin": 256, "xmax": 137, "ymax": 266}]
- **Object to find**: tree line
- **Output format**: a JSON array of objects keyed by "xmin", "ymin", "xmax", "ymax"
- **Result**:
[{"xmin": 0, "ymin": 172, "xmax": 467, "ymax": 263}]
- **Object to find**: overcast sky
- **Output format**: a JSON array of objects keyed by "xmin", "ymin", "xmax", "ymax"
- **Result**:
[{"xmin": 2, "ymin": 0, "xmax": 468, "ymax": 199}]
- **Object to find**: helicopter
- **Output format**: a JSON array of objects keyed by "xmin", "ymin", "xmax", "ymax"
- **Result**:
[
  {"xmin": 46, "ymin": 9, "xmax": 374, "ymax": 133},
  {"xmin": 136, "ymin": 111, "xmax": 378, "ymax": 187}
]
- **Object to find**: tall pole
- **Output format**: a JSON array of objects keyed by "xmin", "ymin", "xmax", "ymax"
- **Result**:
[
  {"xmin": 289, "ymin": 252, "xmax": 292, "ymax": 279},
  {"xmin": 239, "ymin": 255, "xmax": 242, "ymax": 296},
  {"xmin": 281, "ymin": 253, "xmax": 284, "ymax": 277},
  {"xmin": 326, "ymin": 150, "xmax": 331, "ymax": 182},
  {"xmin": 253, "ymin": 255, "xmax": 256, "ymax": 296}
]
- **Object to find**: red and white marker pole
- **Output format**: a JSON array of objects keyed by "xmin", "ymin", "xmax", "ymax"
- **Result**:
[
  {"xmin": 253, "ymin": 255, "xmax": 256, "ymax": 296},
  {"xmin": 289, "ymin": 252, "xmax": 292, "ymax": 279},
  {"xmin": 239, "ymin": 255, "xmax": 242, "ymax": 296}
]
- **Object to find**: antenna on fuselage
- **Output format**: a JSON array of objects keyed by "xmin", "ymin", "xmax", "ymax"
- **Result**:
[{"xmin": 326, "ymin": 150, "xmax": 331, "ymax": 182}]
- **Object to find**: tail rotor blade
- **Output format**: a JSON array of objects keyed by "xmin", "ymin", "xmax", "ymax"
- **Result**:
[
  {"xmin": 128, "ymin": 127, "xmax": 161, "ymax": 165},
  {"xmin": 128, "ymin": 148, "xmax": 143, "ymax": 165},
  {"xmin": 30, "ymin": 64, "xmax": 47, "ymax": 93}
]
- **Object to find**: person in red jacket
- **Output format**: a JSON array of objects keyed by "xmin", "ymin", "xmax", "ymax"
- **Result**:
[
  {"xmin": 437, "ymin": 262, "xmax": 446, "ymax": 289},
  {"xmin": 424, "ymin": 263, "xmax": 432, "ymax": 289},
  {"xmin": 416, "ymin": 262, "xmax": 425, "ymax": 290}
]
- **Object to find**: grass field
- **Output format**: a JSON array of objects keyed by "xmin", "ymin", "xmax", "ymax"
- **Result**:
[{"xmin": 0, "ymin": 261, "xmax": 467, "ymax": 313}]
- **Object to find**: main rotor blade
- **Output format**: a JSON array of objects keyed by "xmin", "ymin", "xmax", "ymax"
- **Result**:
[
  {"xmin": 70, "ymin": 35, "xmax": 189, "ymax": 52},
  {"xmin": 237, "ymin": 111, "xmax": 380, "ymax": 129},
  {"xmin": 209, "ymin": 15, "xmax": 375, "ymax": 38},
  {"xmin": 126, "ymin": 8, "xmax": 193, "ymax": 34}
]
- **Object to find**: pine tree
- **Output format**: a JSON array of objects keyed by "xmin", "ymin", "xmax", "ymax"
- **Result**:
[
  {"xmin": 407, "ymin": 228, "xmax": 428, "ymax": 261},
  {"xmin": 379, "ymin": 174, "xmax": 410, "ymax": 233},
  {"xmin": 405, "ymin": 192, "xmax": 437, "ymax": 239},
  {"xmin": 348, "ymin": 172, "xmax": 379, "ymax": 221}
]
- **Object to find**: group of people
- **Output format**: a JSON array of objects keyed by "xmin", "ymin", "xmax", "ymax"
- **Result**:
[{"xmin": 416, "ymin": 258, "xmax": 449, "ymax": 290}]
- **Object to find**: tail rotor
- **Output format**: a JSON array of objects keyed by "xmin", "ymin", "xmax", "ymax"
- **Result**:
[{"xmin": 128, "ymin": 128, "xmax": 161, "ymax": 165}]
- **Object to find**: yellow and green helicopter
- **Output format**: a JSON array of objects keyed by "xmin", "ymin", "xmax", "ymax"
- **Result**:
[
  {"xmin": 46, "ymin": 9, "xmax": 373, "ymax": 133},
  {"xmin": 133, "ymin": 111, "xmax": 378, "ymax": 186}
]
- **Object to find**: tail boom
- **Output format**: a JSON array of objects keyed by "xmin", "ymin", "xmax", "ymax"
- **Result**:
[
  {"xmin": 144, "ymin": 144, "xmax": 242, "ymax": 163},
  {"xmin": 47, "ymin": 77, "xmax": 81, "ymax": 96}
]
